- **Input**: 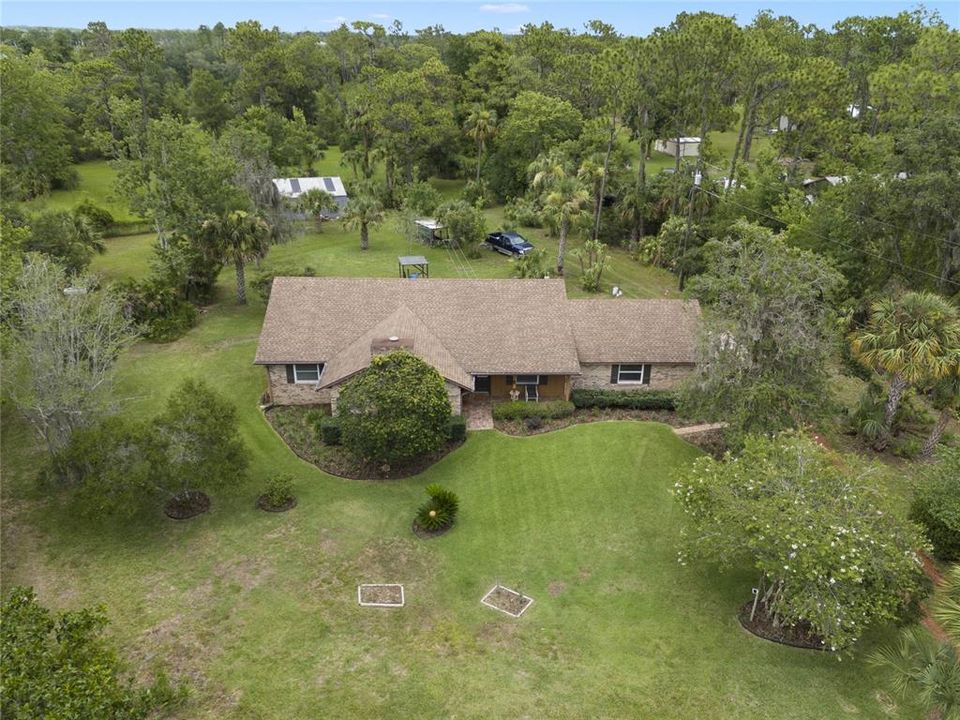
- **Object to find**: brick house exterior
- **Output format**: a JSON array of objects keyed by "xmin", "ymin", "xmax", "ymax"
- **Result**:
[{"xmin": 255, "ymin": 278, "xmax": 700, "ymax": 415}]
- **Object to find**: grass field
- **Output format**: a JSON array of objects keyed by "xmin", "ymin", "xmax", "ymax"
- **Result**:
[
  {"xmin": 2, "ymin": 131, "xmax": 920, "ymax": 719},
  {"xmin": 21, "ymin": 160, "xmax": 142, "ymax": 224}
]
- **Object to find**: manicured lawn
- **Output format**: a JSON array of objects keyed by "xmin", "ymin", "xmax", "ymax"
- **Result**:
[
  {"xmin": 4, "ymin": 132, "xmax": 916, "ymax": 718},
  {"xmin": 0, "ymin": 273, "xmax": 918, "ymax": 717}
]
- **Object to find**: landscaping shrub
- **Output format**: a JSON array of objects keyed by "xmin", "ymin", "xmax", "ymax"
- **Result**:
[
  {"xmin": 503, "ymin": 197, "xmax": 542, "ymax": 228},
  {"xmin": 336, "ymin": 350, "xmax": 451, "ymax": 465},
  {"xmin": 570, "ymin": 389, "xmax": 676, "ymax": 411},
  {"xmin": 676, "ymin": 431, "xmax": 928, "ymax": 653},
  {"xmin": 524, "ymin": 416, "xmax": 544, "ymax": 431},
  {"xmin": 74, "ymin": 199, "xmax": 114, "ymax": 231},
  {"xmin": 415, "ymin": 483, "xmax": 460, "ymax": 532},
  {"xmin": 319, "ymin": 416, "xmax": 342, "ymax": 446},
  {"xmin": 511, "ymin": 248, "xmax": 549, "ymax": 279},
  {"xmin": 910, "ymin": 448, "xmax": 960, "ymax": 561},
  {"xmin": 117, "ymin": 277, "xmax": 198, "ymax": 342},
  {"xmin": 462, "ymin": 179, "xmax": 492, "ymax": 208},
  {"xmin": 251, "ymin": 266, "xmax": 316, "ymax": 303},
  {"xmin": 262, "ymin": 473, "xmax": 294, "ymax": 509},
  {"xmin": 448, "ymin": 416, "xmax": 467, "ymax": 442},
  {"xmin": 492, "ymin": 400, "xmax": 574, "ymax": 421}
]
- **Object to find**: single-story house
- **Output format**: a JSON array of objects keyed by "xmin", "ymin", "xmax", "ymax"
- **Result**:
[
  {"xmin": 255, "ymin": 277, "xmax": 701, "ymax": 415},
  {"xmin": 654, "ymin": 137, "xmax": 701, "ymax": 158},
  {"xmin": 272, "ymin": 176, "xmax": 349, "ymax": 218}
]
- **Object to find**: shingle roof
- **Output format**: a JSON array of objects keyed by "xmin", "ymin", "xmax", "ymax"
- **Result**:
[
  {"xmin": 319, "ymin": 305, "xmax": 474, "ymax": 390},
  {"xmin": 567, "ymin": 298, "xmax": 700, "ymax": 363},
  {"xmin": 255, "ymin": 277, "xmax": 582, "ymax": 375},
  {"xmin": 254, "ymin": 277, "xmax": 700, "ymax": 380}
]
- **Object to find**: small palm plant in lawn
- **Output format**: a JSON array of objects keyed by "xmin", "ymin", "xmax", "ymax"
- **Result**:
[
  {"xmin": 849, "ymin": 291, "xmax": 960, "ymax": 450},
  {"xmin": 414, "ymin": 483, "xmax": 459, "ymax": 535},
  {"xmin": 341, "ymin": 185, "xmax": 384, "ymax": 251},
  {"xmin": 201, "ymin": 210, "xmax": 271, "ymax": 305}
]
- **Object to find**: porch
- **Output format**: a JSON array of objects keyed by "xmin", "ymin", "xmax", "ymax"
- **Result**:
[{"xmin": 471, "ymin": 374, "xmax": 571, "ymax": 403}]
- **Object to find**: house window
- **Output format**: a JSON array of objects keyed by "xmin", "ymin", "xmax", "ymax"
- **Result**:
[
  {"xmin": 515, "ymin": 375, "xmax": 541, "ymax": 385},
  {"xmin": 615, "ymin": 364, "xmax": 650, "ymax": 384},
  {"xmin": 293, "ymin": 364, "xmax": 323, "ymax": 383}
]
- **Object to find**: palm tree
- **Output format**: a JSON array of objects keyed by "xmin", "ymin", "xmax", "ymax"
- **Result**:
[
  {"xmin": 299, "ymin": 188, "xmax": 338, "ymax": 232},
  {"xmin": 527, "ymin": 149, "xmax": 569, "ymax": 193},
  {"xmin": 544, "ymin": 175, "xmax": 590, "ymax": 276},
  {"xmin": 616, "ymin": 185, "xmax": 647, "ymax": 245},
  {"xmin": 577, "ymin": 158, "xmax": 606, "ymax": 242},
  {"xmin": 201, "ymin": 210, "xmax": 271, "ymax": 305},
  {"xmin": 849, "ymin": 292, "xmax": 960, "ymax": 450},
  {"xmin": 463, "ymin": 105, "xmax": 497, "ymax": 183},
  {"xmin": 341, "ymin": 189, "xmax": 384, "ymax": 251},
  {"xmin": 871, "ymin": 566, "xmax": 960, "ymax": 720}
]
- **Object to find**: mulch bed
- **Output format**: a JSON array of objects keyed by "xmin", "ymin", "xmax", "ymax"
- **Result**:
[
  {"xmin": 358, "ymin": 584, "xmax": 404, "ymax": 607},
  {"xmin": 256, "ymin": 495, "xmax": 297, "ymax": 513},
  {"xmin": 481, "ymin": 585, "xmax": 534, "ymax": 617},
  {"xmin": 264, "ymin": 405, "xmax": 462, "ymax": 480},
  {"xmin": 737, "ymin": 601, "xmax": 829, "ymax": 651},
  {"xmin": 494, "ymin": 408, "xmax": 700, "ymax": 437},
  {"xmin": 412, "ymin": 519, "xmax": 454, "ymax": 539},
  {"xmin": 164, "ymin": 490, "xmax": 211, "ymax": 520}
]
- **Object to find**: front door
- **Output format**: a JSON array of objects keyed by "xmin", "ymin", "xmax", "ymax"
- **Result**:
[{"xmin": 474, "ymin": 375, "xmax": 491, "ymax": 394}]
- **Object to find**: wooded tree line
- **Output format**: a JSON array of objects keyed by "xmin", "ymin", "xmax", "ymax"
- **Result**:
[{"xmin": 1, "ymin": 11, "xmax": 958, "ymax": 296}]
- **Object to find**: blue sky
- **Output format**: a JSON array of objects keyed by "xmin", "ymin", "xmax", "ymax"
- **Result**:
[{"xmin": 3, "ymin": 0, "xmax": 956, "ymax": 34}]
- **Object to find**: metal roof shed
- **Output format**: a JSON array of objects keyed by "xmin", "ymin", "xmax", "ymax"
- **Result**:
[{"xmin": 398, "ymin": 255, "xmax": 429, "ymax": 279}]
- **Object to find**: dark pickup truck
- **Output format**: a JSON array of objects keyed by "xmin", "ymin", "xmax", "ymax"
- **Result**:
[{"xmin": 486, "ymin": 231, "xmax": 535, "ymax": 257}]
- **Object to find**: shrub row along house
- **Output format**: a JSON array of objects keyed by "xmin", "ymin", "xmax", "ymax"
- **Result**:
[{"xmin": 255, "ymin": 277, "xmax": 700, "ymax": 414}]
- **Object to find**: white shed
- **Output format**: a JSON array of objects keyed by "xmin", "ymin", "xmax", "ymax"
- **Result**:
[
  {"xmin": 272, "ymin": 176, "xmax": 349, "ymax": 218},
  {"xmin": 654, "ymin": 137, "xmax": 701, "ymax": 158}
]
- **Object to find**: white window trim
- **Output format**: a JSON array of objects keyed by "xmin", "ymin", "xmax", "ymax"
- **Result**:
[
  {"xmin": 293, "ymin": 363, "xmax": 324, "ymax": 384},
  {"xmin": 515, "ymin": 374, "xmax": 541, "ymax": 385},
  {"xmin": 616, "ymin": 364, "xmax": 647, "ymax": 384}
]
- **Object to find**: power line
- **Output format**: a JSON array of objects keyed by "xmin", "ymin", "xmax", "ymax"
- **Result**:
[
  {"xmin": 701, "ymin": 159, "xmax": 960, "ymax": 252},
  {"xmin": 697, "ymin": 186, "xmax": 960, "ymax": 289}
]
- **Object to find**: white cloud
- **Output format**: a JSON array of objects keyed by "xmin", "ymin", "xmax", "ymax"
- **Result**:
[
  {"xmin": 320, "ymin": 15, "xmax": 349, "ymax": 27},
  {"xmin": 479, "ymin": 3, "xmax": 529, "ymax": 13},
  {"xmin": 369, "ymin": 13, "xmax": 392, "ymax": 20}
]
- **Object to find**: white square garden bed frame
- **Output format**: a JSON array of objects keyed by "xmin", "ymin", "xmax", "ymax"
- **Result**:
[
  {"xmin": 481, "ymin": 584, "xmax": 534, "ymax": 618},
  {"xmin": 357, "ymin": 583, "xmax": 405, "ymax": 608}
]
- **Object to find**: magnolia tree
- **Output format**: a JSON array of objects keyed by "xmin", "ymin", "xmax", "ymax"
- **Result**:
[
  {"xmin": 674, "ymin": 432, "xmax": 928, "ymax": 652},
  {"xmin": 336, "ymin": 350, "xmax": 451, "ymax": 467}
]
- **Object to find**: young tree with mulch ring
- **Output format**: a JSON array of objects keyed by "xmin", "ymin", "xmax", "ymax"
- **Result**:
[
  {"xmin": 153, "ymin": 378, "xmax": 249, "ymax": 519},
  {"xmin": 675, "ymin": 431, "xmax": 928, "ymax": 653},
  {"xmin": 257, "ymin": 473, "xmax": 297, "ymax": 512},
  {"xmin": 336, "ymin": 350, "xmax": 451, "ymax": 469}
]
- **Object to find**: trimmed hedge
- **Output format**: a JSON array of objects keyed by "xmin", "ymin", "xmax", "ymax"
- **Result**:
[
  {"xmin": 319, "ymin": 416, "xmax": 342, "ymax": 446},
  {"xmin": 570, "ymin": 389, "xmax": 677, "ymax": 411},
  {"xmin": 448, "ymin": 416, "xmax": 467, "ymax": 442},
  {"xmin": 910, "ymin": 468, "xmax": 960, "ymax": 561},
  {"xmin": 492, "ymin": 400, "xmax": 575, "ymax": 421}
]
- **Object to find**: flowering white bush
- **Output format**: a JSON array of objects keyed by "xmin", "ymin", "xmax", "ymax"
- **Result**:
[{"xmin": 674, "ymin": 431, "xmax": 928, "ymax": 652}]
